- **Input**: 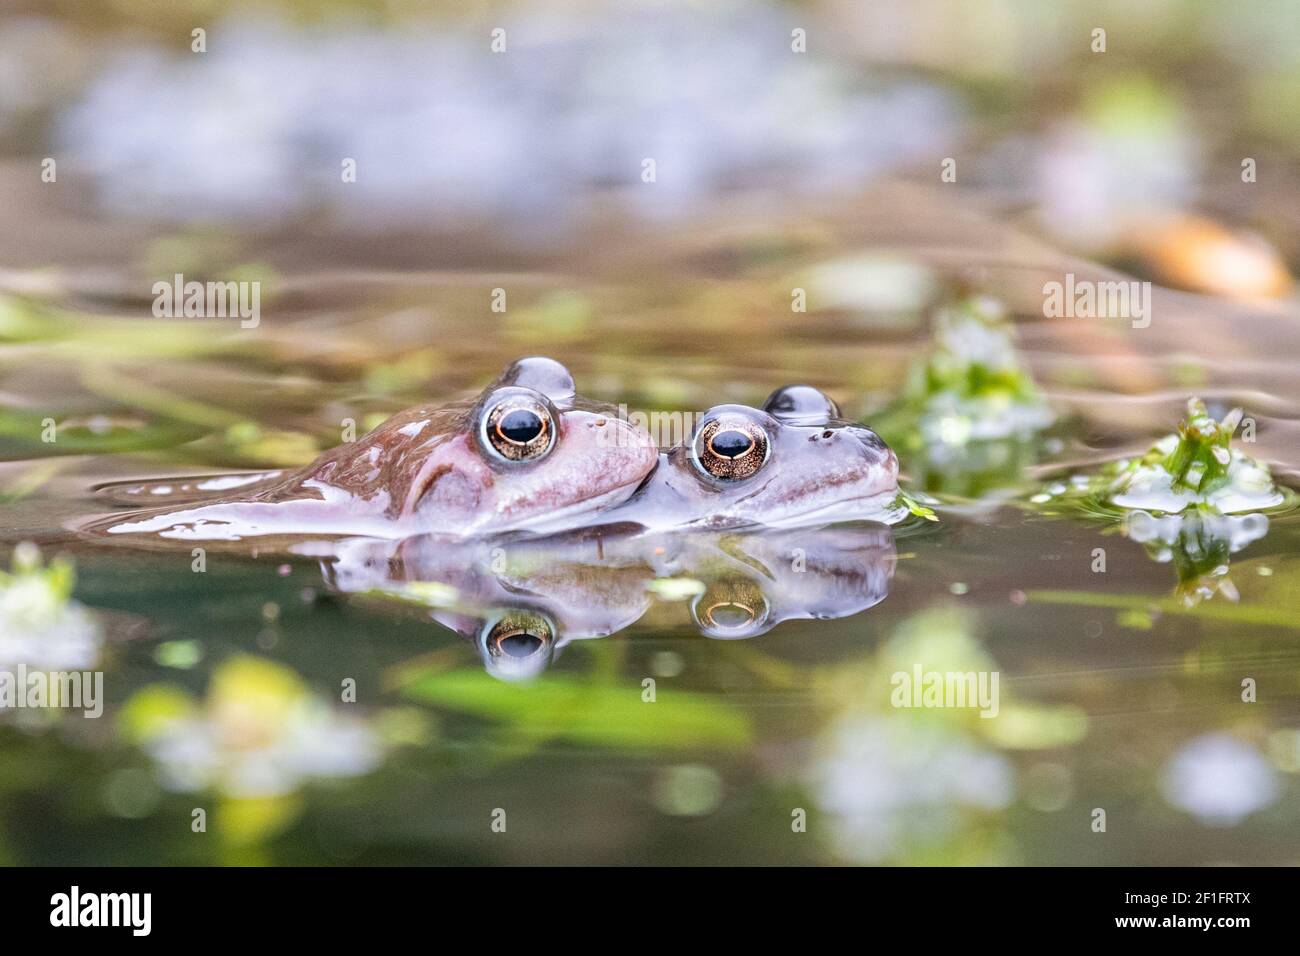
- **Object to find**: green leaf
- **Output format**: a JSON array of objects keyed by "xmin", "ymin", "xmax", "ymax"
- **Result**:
[
  {"xmin": 400, "ymin": 668, "xmax": 751, "ymax": 751},
  {"xmin": 897, "ymin": 491, "xmax": 939, "ymax": 521}
]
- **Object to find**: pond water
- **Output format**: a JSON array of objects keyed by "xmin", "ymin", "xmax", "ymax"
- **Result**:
[{"xmin": 2, "ymin": 226, "xmax": 1298, "ymax": 865}]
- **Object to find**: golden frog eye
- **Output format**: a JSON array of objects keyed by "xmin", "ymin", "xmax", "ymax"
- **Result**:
[
  {"xmin": 693, "ymin": 415, "xmax": 769, "ymax": 480},
  {"xmin": 482, "ymin": 396, "xmax": 555, "ymax": 462}
]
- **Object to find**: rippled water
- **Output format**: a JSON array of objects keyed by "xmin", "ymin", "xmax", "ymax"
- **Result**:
[{"xmin": 1, "ymin": 216, "xmax": 1298, "ymax": 866}]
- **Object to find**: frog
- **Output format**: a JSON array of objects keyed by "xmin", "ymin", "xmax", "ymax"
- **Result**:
[
  {"xmin": 601, "ymin": 384, "xmax": 904, "ymax": 531},
  {"xmin": 89, "ymin": 357, "xmax": 660, "ymax": 540}
]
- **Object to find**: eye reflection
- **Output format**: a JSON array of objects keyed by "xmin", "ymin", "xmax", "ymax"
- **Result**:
[
  {"xmin": 330, "ymin": 526, "xmax": 894, "ymax": 678},
  {"xmin": 495, "ymin": 628, "xmax": 546, "ymax": 658},
  {"xmin": 691, "ymin": 578, "xmax": 770, "ymax": 639},
  {"xmin": 485, "ymin": 611, "xmax": 553, "ymax": 657},
  {"xmin": 703, "ymin": 601, "xmax": 757, "ymax": 629},
  {"xmin": 480, "ymin": 609, "xmax": 556, "ymax": 680},
  {"xmin": 693, "ymin": 415, "xmax": 768, "ymax": 481}
]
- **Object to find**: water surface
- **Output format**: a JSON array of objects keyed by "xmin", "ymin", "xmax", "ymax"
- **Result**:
[{"xmin": 2, "ymin": 232, "xmax": 1298, "ymax": 866}]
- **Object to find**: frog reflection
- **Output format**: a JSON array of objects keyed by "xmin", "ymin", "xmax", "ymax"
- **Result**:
[
  {"xmin": 318, "ymin": 523, "xmax": 895, "ymax": 679},
  {"xmin": 653, "ymin": 525, "xmax": 896, "ymax": 640}
]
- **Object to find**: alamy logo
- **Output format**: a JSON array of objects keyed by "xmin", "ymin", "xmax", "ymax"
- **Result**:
[
  {"xmin": 152, "ymin": 273, "xmax": 261, "ymax": 328},
  {"xmin": 1042, "ymin": 273, "xmax": 1151, "ymax": 329},
  {"xmin": 50, "ymin": 886, "xmax": 151, "ymax": 936},
  {"xmin": 0, "ymin": 666, "xmax": 103, "ymax": 718},
  {"xmin": 598, "ymin": 404, "xmax": 707, "ymax": 449},
  {"xmin": 890, "ymin": 665, "xmax": 1000, "ymax": 718}
]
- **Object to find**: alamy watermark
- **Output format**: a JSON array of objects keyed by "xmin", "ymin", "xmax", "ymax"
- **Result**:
[
  {"xmin": 597, "ymin": 404, "xmax": 706, "ymax": 449},
  {"xmin": 1043, "ymin": 273, "xmax": 1151, "ymax": 329},
  {"xmin": 0, "ymin": 665, "xmax": 103, "ymax": 718},
  {"xmin": 890, "ymin": 664, "xmax": 1000, "ymax": 718},
  {"xmin": 152, "ymin": 273, "xmax": 260, "ymax": 328},
  {"xmin": 50, "ymin": 886, "xmax": 151, "ymax": 936}
]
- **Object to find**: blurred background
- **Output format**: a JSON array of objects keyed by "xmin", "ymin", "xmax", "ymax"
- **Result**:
[
  {"xmin": 0, "ymin": 0, "xmax": 1298, "ymax": 865},
  {"xmin": 1, "ymin": 0, "xmax": 1297, "ymax": 267}
]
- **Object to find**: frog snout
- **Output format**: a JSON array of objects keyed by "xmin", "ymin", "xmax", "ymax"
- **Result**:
[
  {"xmin": 807, "ymin": 424, "xmax": 890, "ymax": 460},
  {"xmin": 842, "ymin": 424, "xmax": 889, "ymax": 454}
]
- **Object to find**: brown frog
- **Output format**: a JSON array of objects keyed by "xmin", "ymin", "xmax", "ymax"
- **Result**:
[{"xmin": 94, "ymin": 358, "xmax": 659, "ymax": 540}]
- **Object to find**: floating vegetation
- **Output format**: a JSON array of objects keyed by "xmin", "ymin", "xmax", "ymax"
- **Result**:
[
  {"xmin": 1035, "ymin": 399, "xmax": 1294, "ymax": 520},
  {"xmin": 0, "ymin": 408, "xmax": 206, "ymax": 460},
  {"xmin": 873, "ymin": 295, "xmax": 1056, "ymax": 499},
  {"xmin": 217, "ymin": 422, "xmax": 321, "ymax": 467},
  {"xmin": 122, "ymin": 655, "xmax": 383, "ymax": 797},
  {"xmin": 1098, "ymin": 400, "xmax": 1286, "ymax": 516},
  {"xmin": 1033, "ymin": 399, "xmax": 1295, "ymax": 605},
  {"xmin": 1161, "ymin": 733, "xmax": 1279, "ymax": 826},
  {"xmin": 894, "ymin": 490, "xmax": 939, "ymax": 522},
  {"xmin": 809, "ymin": 713, "xmax": 1014, "ymax": 863},
  {"xmin": 900, "ymin": 295, "xmax": 1055, "ymax": 445},
  {"xmin": 800, "ymin": 253, "xmax": 938, "ymax": 329},
  {"xmin": 506, "ymin": 291, "xmax": 593, "ymax": 342},
  {"xmin": 806, "ymin": 607, "xmax": 1086, "ymax": 864}
]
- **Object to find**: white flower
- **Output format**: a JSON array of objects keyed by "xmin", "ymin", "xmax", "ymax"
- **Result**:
[
  {"xmin": 1162, "ymin": 734, "xmax": 1279, "ymax": 826},
  {"xmin": 0, "ymin": 545, "xmax": 101, "ymax": 671},
  {"xmin": 809, "ymin": 714, "xmax": 1013, "ymax": 862}
]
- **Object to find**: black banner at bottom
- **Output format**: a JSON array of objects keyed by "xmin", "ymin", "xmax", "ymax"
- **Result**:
[{"xmin": 0, "ymin": 866, "xmax": 1287, "ymax": 941}]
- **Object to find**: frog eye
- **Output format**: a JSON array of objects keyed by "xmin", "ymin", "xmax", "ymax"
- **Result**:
[
  {"xmin": 692, "ymin": 414, "xmax": 769, "ymax": 481},
  {"xmin": 481, "ymin": 394, "xmax": 556, "ymax": 463}
]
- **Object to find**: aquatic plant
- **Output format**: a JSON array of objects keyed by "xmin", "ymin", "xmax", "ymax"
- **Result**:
[
  {"xmin": 871, "ymin": 294, "xmax": 1056, "ymax": 500},
  {"xmin": 809, "ymin": 714, "xmax": 1014, "ymax": 863},
  {"xmin": 1035, "ymin": 399, "xmax": 1293, "ymax": 605},
  {"xmin": 123, "ymin": 656, "xmax": 382, "ymax": 798},
  {"xmin": 0, "ymin": 543, "xmax": 101, "ymax": 671},
  {"xmin": 1097, "ymin": 399, "xmax": 1286, "ymax": 515},
  {"xmin": 399, "ymin": 664, "xmax": 752, "ymax": 753},
  {"xmin": 122, "ymin": 656, "xmax": 383, "ymax": 847},
  {"xmin": 898, "ymin": 295, "xmax": 1055, "ymax": 447},
  {"xmin": 893, "ymin": 489, "xmax": 939, "ymax": 522},
  {"xmin": 806, "ymin": 607, "xmax": 1087, "ymax": 864}
]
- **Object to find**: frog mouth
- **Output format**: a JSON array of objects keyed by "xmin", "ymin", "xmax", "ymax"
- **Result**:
[
  {"xmin": 502, "ymin": 483, "xmax": 645, "ymax": 534},
  {"xmin": 732, "ymin": 489, "xmax": 907, "ymax": 530}
]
